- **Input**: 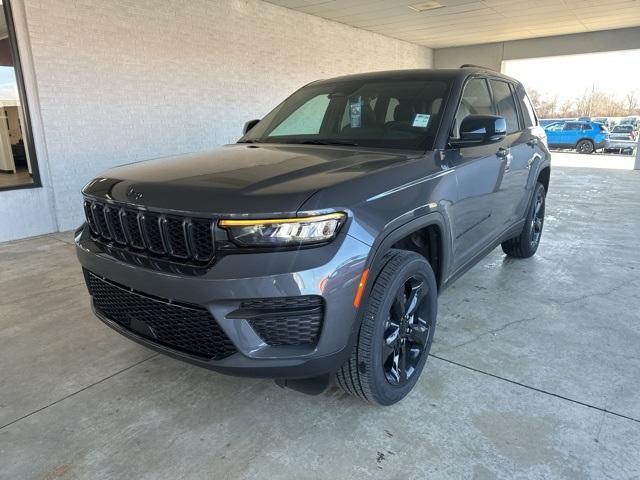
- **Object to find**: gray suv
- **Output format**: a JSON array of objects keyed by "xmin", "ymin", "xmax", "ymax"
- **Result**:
[{"xmin": 76, "ymin": 67, "xmax": 550, "ymax": 405}]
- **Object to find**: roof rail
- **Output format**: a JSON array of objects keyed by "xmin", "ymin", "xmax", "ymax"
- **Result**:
[{"xmin": 460, "ymin": 64, "xmax": 496, "ymax": 71}]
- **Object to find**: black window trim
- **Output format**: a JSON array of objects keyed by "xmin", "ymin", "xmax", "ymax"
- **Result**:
[
  {"xmin": 0, "ymin": 0, "xmax": 41, "ymax": 193},
  {"xmin": 509, "ymin": 83, "xmax": 526, "ymax": 131}
]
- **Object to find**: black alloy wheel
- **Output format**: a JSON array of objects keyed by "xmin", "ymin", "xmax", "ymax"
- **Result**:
[
  {"xmin": 335, "ymin": 250, "xmax": 437, "ymax": 405},
  {"xmin": 530, "ymin": 187, "xmax": 545, "ymax": 249},
  {"xmin": 501, "ymin": 181, "xmax": 546, "ymax": 258},
  {"xmin": 383, "ymin": 276, "xmax": 431, "ymax": 386},
  {"xmin": 576, "ymin": 139, "xmax": 594, "ymax": 154}
]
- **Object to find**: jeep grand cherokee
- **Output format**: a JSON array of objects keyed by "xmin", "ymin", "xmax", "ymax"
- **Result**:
[{"xmin": 76, "ymin": 67, "xmax": 550, "ymax": 405}]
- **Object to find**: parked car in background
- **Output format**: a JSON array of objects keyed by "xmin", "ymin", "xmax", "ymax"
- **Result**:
[
  {"xmin": 605, "ymin": 124, "xmax": 638, "ymax": 155},
  {"xmin": 544, "ymin": 120, "xmax": 608, "ymax": 154},
  {"xmin": 593, "ymin": 117, "xmax": 610, "ymax": 128},
  {"xmin": 611, "ymin": 124, "xmax": 638, "ymax": 140},
  {"xmin": 620, "ymin": 116, "xmax": 640, "ymax": 129},
  {"xmin": 540, "ymin": 118, "xmax": 575, "ymax": 127}
]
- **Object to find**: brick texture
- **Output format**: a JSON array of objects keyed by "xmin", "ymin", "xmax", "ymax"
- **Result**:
[{"xmin": 6, "ymin": 0, "xmax": 432, "ymax": 237}]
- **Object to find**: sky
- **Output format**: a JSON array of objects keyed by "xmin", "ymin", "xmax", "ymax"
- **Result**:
[
  {"xmin": 502, "ymin": 49, "xmax": 640, "ymax": 103},
  {"xmin": 0, "ymin": 66, "xmax": 18, "ymax": 101}
]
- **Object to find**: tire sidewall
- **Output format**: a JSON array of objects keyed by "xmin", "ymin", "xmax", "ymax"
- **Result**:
[
  {"xmin": 363, "ymin": 254, "xmax": 437, "ymax": 405},
  {"xmin": 522, "ymin": 182, "xmax": 546, "ymax": 255}
]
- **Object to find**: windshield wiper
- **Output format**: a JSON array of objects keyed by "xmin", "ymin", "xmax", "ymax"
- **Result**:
[{"xmin": 296, "ymin": 139, "xmax": 359, "ymax": 146}]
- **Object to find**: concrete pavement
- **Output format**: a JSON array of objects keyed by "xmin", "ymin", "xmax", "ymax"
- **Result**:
[{"xmin": 1, "ymin": 166, "xmax": 639, "ymax": 479}]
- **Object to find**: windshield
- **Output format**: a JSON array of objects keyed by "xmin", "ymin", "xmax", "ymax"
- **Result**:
[{"xmin": 239, "ymin": 78, "xmax": 451, "ymax": 151}]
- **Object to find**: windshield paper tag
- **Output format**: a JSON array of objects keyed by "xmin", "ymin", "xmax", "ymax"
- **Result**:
[
  {"xmin": 412, "ymin": 114, "xmax": 430, "ymax": 128},
  {"xmin": 350, "ymin": 97, "xmax": 362, "ymax": 128}
]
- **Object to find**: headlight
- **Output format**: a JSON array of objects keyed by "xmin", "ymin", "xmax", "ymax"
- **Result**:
[{"xmin": 219, "ymin": 213, "xmax": 346, "ymax": 247}]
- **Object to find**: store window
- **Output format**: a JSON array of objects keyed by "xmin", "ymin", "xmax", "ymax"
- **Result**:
[{"xmin": 0, "ymin": 0, "xmax": 39, "ymax": 191}]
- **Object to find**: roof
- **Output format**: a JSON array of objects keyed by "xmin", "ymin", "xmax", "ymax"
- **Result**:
[{"xmin": 311, "ymin": 67, "xmax": 521, "ymax": 86}]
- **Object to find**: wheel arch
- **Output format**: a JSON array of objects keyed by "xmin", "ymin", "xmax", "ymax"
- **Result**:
[
  {"xmin": 577, "ymin": 137, "xmax": 595, "ymax": 146},
  {"xmin": 537, "ymin": 165, "xmax": 550, "ymax": 193},
  {"xmin": 365, "ymin": 212, "xmax": 451, "ymax": 294}
]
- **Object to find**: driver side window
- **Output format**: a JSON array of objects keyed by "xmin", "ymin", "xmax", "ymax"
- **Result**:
[{"xmin": 451, "ymin": 78, "xmax": 493, "ymax": 139}]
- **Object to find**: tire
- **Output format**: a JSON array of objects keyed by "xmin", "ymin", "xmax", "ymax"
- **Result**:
[
  {"xmin": 576, "ymin": 139, "xmax": 594, "ymax": 154},
  {"xmin": 335, "ymin": 250, "xmax": 437, "ymax": 406},
  {"xmin": 501, "ymin": 181, "xmax": 546, "ymax": 258}
]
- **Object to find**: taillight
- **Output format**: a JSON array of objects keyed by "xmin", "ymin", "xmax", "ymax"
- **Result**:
[{"xmin": 599, "ymin": 125, "xmax": 607, "ymax": 132}]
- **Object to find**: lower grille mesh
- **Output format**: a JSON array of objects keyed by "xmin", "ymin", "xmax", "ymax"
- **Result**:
[
  {"xmin": 86, "ymin": 272, "xmax": 236, "ymax": 360},
  {"xmin": 237, "ymin": 296, "xmax": 324, "ymax": 346}
]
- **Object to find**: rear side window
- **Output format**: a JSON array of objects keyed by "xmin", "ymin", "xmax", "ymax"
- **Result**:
[
  {"xmin": 490, "ymin": 80, "xmax": 520, "ymax": 134},
  {"xmin": 451, "ymin": 78, "xmax": 493, "ymax": 138},
  {"xmin": 521, "ymin": 92, "xmax": 537, "ymax": 127},
  {"xmin": 564, "ymin": 123, "xmax": 582, "ymax": 131},
  {"xmin": 581, "ymin": 124, "xmax": 593, "ymax": 131}
]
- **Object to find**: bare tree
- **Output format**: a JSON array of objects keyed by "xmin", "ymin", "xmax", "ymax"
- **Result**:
[{"xmin": 625, "ymin": 91, "xmax": 638, "ymax": 115}]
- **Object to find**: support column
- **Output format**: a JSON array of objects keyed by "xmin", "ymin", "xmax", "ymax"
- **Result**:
[{"xmin": 635, "ymin": 137, "xmax": 640, "ymax": 170}]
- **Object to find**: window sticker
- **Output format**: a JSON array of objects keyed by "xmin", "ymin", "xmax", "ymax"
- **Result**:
[
  {"xmin": 412, "ymin": 113, "xmax": 430, "ymax": 128},
  {"xmin": 349, "ymin": 97, "xmax": 362, "ymax": 128}
]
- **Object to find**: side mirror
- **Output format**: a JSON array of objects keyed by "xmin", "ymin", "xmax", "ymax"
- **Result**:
[
  {"xmin": 243, "ymin": 119, "xmax": 260, "ymax": 135},
  {"xmin": 457, "ymin": 115, "xmax": 507, "ymax": 145}
]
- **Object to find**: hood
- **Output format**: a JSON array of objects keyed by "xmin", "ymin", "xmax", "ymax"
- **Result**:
[{"xmin": 82, "ymin": 144, "xmax": 422, "ymax": 215}]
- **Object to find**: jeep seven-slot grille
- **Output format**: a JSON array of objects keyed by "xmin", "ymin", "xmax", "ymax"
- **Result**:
[
  {"xmin": 84, "ymin": 199, "xmax": 214, "ymax": 264},
  {"xmin": 86, "ymin": 272, "xmax": 237, "ymax": 360}
]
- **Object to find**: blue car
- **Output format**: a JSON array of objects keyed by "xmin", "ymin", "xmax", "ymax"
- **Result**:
[{"xmin": 544, "ymin": 121, "xmax": 608, "ymax": 154}]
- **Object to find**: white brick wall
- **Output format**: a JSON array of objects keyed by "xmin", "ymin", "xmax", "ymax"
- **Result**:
[{"xmin": 1, "ymin": 0, "xmax": 432, "ymax": 240}]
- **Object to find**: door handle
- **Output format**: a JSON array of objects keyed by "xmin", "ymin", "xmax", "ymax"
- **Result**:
[
  {"xmin": 527, "ymin": 157, "xmax": 535, "ymax": 169},
  {"xmin": 496, "ymin": 147, "xmax": 510, "ymax": 158},
  {"xmin": 497, "ymin": 147, "xmax": 512, "ymax": 171}
]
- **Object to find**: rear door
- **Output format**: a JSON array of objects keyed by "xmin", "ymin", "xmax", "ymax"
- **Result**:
[{"xmin": 446, "ymin": 77, "xmax": 505, "ymax": 271}]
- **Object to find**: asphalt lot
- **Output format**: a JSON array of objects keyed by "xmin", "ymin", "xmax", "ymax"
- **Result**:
[{"xmin": 1, "ymin": 163, "xmax": 639, "ymax": 479}]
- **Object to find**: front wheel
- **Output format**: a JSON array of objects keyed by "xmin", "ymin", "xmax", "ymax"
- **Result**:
[
  {"xmin": 501, "ymin": 181, "xmax": 546, "ymax": 258},
  {"xmin": 335, "ymin": 250, "xmax": 437, "ymax": 406}
]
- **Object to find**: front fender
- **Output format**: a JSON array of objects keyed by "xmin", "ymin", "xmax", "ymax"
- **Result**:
[{"xmin": 360, "ymin": 210, "xmax": 452, "ymax": 294}]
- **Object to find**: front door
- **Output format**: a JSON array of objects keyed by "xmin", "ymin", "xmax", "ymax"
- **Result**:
[{"xmin": 446, "ymin": 77, "xmax": 506, "ymax": 271}]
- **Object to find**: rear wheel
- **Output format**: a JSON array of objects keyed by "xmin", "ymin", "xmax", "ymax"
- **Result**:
[
  {"xmin": 501, "ymin": 181, "xmax": 546, "ymax": 258},
  {"xmin": 576, "ymin": 139, "xmax": 594, "ymax": 154},
  {"xmin": 335, "ymin": 250, "xmax": 437, "ymax": 406}
]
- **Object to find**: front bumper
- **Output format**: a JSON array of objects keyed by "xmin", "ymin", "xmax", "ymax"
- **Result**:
[{"xmin": 75, "ymin": 225, "xmax": 371, "ymax": 379}]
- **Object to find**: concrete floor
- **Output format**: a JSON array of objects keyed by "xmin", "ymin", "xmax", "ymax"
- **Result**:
[{"xmin": 1, "ymin": 166, "xmax": 639, "ymax": 479}]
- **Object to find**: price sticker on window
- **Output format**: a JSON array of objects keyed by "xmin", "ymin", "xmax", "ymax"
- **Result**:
[
  {"xmin": 350, "ymin": 97, "xmax": 362, "ymax": 128},
  {"xmin": 412, "ymin": 114, "xmax": 430, "ymax": 128}
]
